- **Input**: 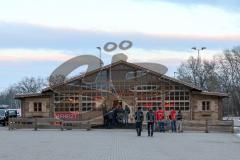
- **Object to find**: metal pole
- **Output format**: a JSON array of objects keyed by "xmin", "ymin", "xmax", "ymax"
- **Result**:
[
  {"xmin": 96, "ymin": 47, "xmax": 102, "ymax": 98},
  {"xmin": 174, "ymin": 72, "xmax": 178, "ymax": 78},
  {"xmin": 96, "ymin": 47, "xmax": 102, "ymax": 68}
]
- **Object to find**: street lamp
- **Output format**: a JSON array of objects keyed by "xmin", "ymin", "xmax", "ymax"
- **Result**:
[
  {"xmin": 191, "ymin": 47, "xmax": 206, "ymax": 70},
  {"xmin": 96, "ymin": 47, "xmax": 102, "ymax": 68},
  {"xmin": 191, "ymin": 47, "xmax": 206, "ymax": 60},
  {"xmin": 96, "ymin": 46, "xmax": 105, "ymax": 98},
  {"xmin": 191, "ymin": 47, "xmax": 207, "ymax": 87},
  {"xmin": 174, "ymin": 72, "xmax": 178, "ymax": 78}
]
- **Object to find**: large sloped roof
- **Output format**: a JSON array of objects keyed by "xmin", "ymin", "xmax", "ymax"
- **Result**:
[
  {"xmin": 193, "ymin": 91, "xmax": 229, "ymax": 97},
  {"xmin": 15, "ymin": 93, "xmax": 49, "ymax": 99},
  {"xmin": 41, "ymin": 60, "xmax": 202, "ymax": 92},
  {"xmin": 16, "ymin": 60, "xmax": 229, "ymax": 99}
]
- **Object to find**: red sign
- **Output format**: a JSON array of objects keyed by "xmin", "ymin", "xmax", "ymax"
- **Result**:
[{"xmin": 54, "ymin": 112, "xmax": 79, "ymax": 120}]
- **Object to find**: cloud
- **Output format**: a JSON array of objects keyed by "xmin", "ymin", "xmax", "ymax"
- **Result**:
[
  {"xmin": 0, "ymin": 22, "xmax": 240, "ymax": 52},
  {"xmin": 0, "ymin": 49, "xmax": 75, "ymax": 62},
  {"xmin": 104, "ymin": 48, "xmax": 221, "ymax": 76},
  {"xmin": 124, "ymin": 48, "xmax": 219, "ymax": 66},
  {"xmin": 139, "ymin": 0, "xmax": 240, "ymax": 11}
]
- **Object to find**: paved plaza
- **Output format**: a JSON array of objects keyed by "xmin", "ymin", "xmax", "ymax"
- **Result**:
[{"xmin": 0, "ymin": 127, "xmax": 240, "ymax": 160}]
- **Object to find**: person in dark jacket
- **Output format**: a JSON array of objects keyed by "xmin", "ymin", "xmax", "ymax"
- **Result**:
[
  {"xmin": 112, "ymin": 107, "xmax": 117, "ymax": 127},
  {"xmin": 135, "ymin": 107, "xmax": 144, "ymax": 136},
  {"xmin": 105, "ymin": 109, "xmax": 114, "ymax": 129},
  {"xmin": 146, "ymin": 108, "xmax": 155, "ymax": 137},
  {"xmin": 124, "ymin": 105, "xmax": 130, "ymax": 125},
  {"xmin": 176, "ymin": 110, "xmax": 183, "ymax": 133}
]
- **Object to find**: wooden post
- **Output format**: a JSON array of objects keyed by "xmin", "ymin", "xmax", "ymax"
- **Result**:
[
  {"xmin": 231, "ymin": 120, "xmax": 234, "ymax": 133},
  {"xmin": 205, "ymin": 120, "xmax": 208, "ymax": 133},
  {"xmin": 60, "ymin": 120, "xmax": 64, "ymax": 131},
  {"xmin": 86, "ymin": 121, "xmax": 91, "ymax": 131},
  {"xmin": 8, "ymin": 118, "xmax": 11, "ymax": 130},
  {"xmin": 34, "ymin": 118, "xmax": 38, "ymax": 131}
]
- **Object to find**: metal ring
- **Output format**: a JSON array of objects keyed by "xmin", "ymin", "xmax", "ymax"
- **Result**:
[
  {"xmin": 119, "ymin": 40, "xmax": 132, "ymax": 50},
  {"xmin": 103, "ymin": 42, "xmax": 117, "ymax": 52}
]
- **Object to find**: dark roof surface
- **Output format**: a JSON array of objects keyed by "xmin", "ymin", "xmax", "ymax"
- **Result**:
[
  {"xmin": 18, "ymin": 60, "xmax": 227, "ymax": 98},
  {"xmin": 15, "ymin": 93, "xmax": 48, "ymax": 99},
  {"xmin": 43, "ymin": 60, "xmax": 202, "ymax": 92}
]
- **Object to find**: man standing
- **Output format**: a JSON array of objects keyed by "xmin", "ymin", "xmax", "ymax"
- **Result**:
[
  {"xmin": 146, "ymin": 108, "xmax": 155, "ymax": 137},
  {"xmin": 155, "ymin": 107, "xmax": 165, "ymax": 132},
  {"xmin": 135, "ymin": 107, "xmax": 144, "ymax": 136},
  {"xmin": 124, "ymin": 105, "xmax": 130, "ymax": 125},
  {"xmin": 170, "ymin": 109, "xmax": 177, "ymax": 132},
  {"xmin": 176, "ymin": 110, "xmax": 183, "ymax": 133}
]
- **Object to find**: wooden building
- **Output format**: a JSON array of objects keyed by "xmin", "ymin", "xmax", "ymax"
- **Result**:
[{"xmin": 15, "ymin": 60, "xmax": 228, "ymax": 123}]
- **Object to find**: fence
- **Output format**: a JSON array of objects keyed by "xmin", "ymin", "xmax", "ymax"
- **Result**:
[
  {"xmin": 8, "ymin": 118, "xmax": 234, "ymax": 133},
  {"xmin": 182, "ymin": 120, "xmax": 234, "ymax": 133},
  {"xmin": 8, "ymin": 118, "xmax": 93, "ymax": 131}
]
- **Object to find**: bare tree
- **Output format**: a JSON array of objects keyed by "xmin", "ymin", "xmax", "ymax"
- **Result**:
[
  {"xmin": 0, "ymin": 77, "xmax": 47, "ymax": 108},
  {"xmin": 14, "ymin": 77, "xmax": 48, "ymax": 94},
  {"xmin": 176, "ymin": 46, "xmax": 240, "ymax": 116},
  {"xmin": 216, "ymin": 47, "xmax": 240, "ymax": 115},
  {"xmin": 177, "ymin": 56, "xmax": 219, "ymax": 91}
]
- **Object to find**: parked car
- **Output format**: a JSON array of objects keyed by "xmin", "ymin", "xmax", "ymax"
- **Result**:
[
  {"xmin": 0, "ymin": 109, "xmax": 18, "ymax": 126},
  {"xmin": 8, "ymin": 109, "xmax": 21, "ymax": 117},
  {"xmin": 0, "ymin": 109, "xmax": 7, "ymax": 126}
]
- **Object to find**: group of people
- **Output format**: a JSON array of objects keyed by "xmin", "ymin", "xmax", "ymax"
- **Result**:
[
  {"xmin": 103, "ymin": 105, "xmax": 130, "ymax": 128},
  {"xmin": 135, "ymin": 107, "xmax": 183, "ymax": 137}
]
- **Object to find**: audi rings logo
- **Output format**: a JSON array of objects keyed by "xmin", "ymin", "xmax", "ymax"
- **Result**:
[
  {"xmin": 49, "ymin": 40, "xmax": 168, "ymax": 96},
  {"xmin": 103, "ymin": 40, "xmax": 133, "ymax": 52}
]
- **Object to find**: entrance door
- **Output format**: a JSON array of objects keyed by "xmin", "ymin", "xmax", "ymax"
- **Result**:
[{"xmin": 113, "ymin": 100, "xmax": 122, "ymax": 108}]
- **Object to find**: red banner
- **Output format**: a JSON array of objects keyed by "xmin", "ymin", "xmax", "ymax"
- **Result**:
[{"xmin": 54, "ymin": 112, "xmax": 79, "ymax": 120}]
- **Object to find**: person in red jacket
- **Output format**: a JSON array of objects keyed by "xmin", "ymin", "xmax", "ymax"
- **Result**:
[
  {"xmin": 155, "ymin": 107, "xmax": 165, "ymax": 132},
  {"xmin": 169, "ymin": 109, "xmax": 177, "ymax": 132}
]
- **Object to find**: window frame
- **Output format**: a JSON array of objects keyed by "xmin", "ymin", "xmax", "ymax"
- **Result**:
[
  {"xmin": 33, "ymin": 102, "xmax": 42, "ymax": 112},
  {"xmin": 202, "ymin": 101, "xmax": 210, "ymax": 111}
]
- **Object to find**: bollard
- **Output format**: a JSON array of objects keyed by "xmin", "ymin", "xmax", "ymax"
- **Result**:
[
  {"xmin": 8, "ymin": 118, "xmax": 11, "ymax": 130},
  {"xmin": 231, "ymin": 120, "xmax": 234, "ymax": 133},
  {"xmin": 86, "ymin": 121, "xmax": 91, "ymax": 131},
  {"xmin": 60, "ymin": 120, "xmax": 64, "ymax": 131},
  {"xmin": 34, "ymin": 118, "xmax": 38, "ymax": 131},
  {"xmin": 205, "ymin": 120, "xmax": 208, "ymax": 133}
]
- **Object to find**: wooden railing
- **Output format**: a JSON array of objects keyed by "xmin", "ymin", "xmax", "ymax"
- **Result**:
[
  {"xmin": 8, "ymin": 118, "xmax": 93, "ymax": 131},
  {"xmin": 182, "ymin": 120, "xmax": 234, "ymax": 133},
  {"xmin": 8, "ymin": 118, "xmax": 234, "ymax": 133}
]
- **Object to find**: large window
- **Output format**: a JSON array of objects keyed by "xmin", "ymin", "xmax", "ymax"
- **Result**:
[
  {"xmin": 202, "ymin": 101, "xmax": 210, "ymax": 111},
  {"xmin": 54, "ymin": 92, "xmax": 97, "ymax": 112},
  {"xmin": 34, "ymin": 102, "xmax": 42, "ymax": 112},
  {"xmin": 54, "ymin": 93, "xmax": 80, "ymax": 112},
  {"xmin": 136, "ymin": 85, "xmax": 190, "ymax": 111}
]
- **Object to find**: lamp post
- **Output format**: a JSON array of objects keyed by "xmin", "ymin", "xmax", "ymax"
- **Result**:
[
  {"xmin": 191, "ymin": 47, "xmax": 206, "ymax": 63},
  {"xmin": 191, "ymin": 46, "xmax": 207, "ymax": 69},
  {"xmin": 191, "ymin": 47, "xmax": 206, "ymax": 87},
  {"xmin": 174, "ymin": 72, "xmax": 178, "ymax": 78},
  {"xmin": 96, "ymin": 47, "xmax": 103, "ymax": 98},
  {"xmin": 96, "ymin": 47, "xmax": 102, "ymax": 68}
]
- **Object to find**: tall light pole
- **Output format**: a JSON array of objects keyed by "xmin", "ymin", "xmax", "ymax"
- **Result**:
[
  {"xmin": 96, "ymin": 47, "xmax": 103, "ymax": 98},
  {"xmin": 174, "ymin": 72, "xmax": 178, "ymax": 78},
  {"xmin": 96, "ymin": 47, "xmax": 102, "ymax": 68},
  {"xmin": 191, "ymin": 47, "xmax": 206, "ymax": 87},
  {"xmin": 191, "ymin": 47, "xmax": 207, "ymax": 70},
  {"xmin": 191, "ymin": 47, "xmax": 206, "ymax": 62}
]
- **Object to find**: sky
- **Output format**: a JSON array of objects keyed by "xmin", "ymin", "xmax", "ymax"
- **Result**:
[{"xmin": 0, "ymin": 0, "xmax": 240, "ymax": 91}]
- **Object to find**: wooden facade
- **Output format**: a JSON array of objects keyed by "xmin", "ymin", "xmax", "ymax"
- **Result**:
[{"xmin": 15, "ymin": 60, "xmax": 228, "ymax": 122}]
